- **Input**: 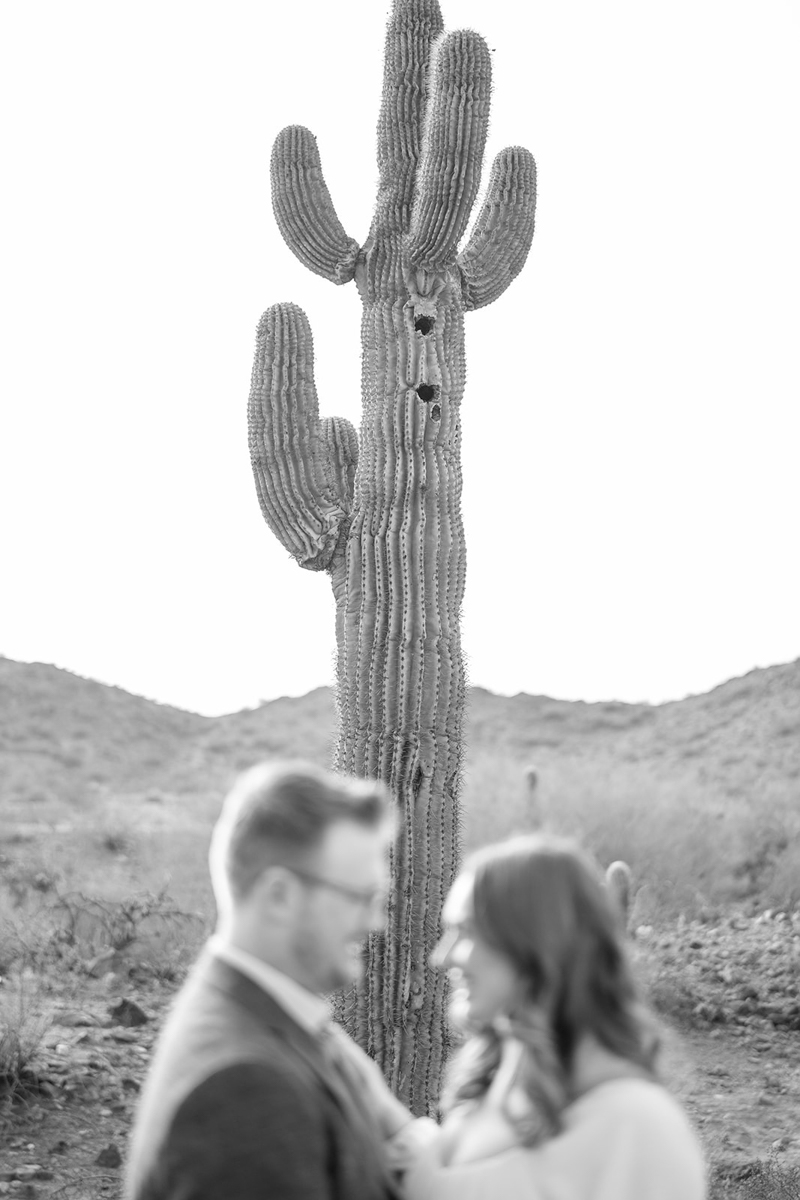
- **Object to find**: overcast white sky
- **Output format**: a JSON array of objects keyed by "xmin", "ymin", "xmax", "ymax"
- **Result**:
[{"xmin": 1, "ymin": 0, "xmax": 798, "ymax": 717}]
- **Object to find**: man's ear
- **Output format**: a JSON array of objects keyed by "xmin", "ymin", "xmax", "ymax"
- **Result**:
[{"xmin": 251, "ymin": 865, "xmax": 299, "ymax": 917}]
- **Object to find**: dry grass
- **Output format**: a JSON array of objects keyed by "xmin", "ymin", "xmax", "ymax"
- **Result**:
[
  {"xmin": 461, "ymin": 750, "xmax": 800, "ymax": 921},
  {"xmin": 2, "ymin": 655, "xmax": 800, "ymax": 924}
]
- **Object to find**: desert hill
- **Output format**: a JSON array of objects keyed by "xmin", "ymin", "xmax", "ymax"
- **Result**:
[
  {"xmin": 1, "ymin": 654, "xmax": 798, "ymax": 917},
  {"xmin": 470, "ymin": 659, "xmax": 800, "ymax": 786}
]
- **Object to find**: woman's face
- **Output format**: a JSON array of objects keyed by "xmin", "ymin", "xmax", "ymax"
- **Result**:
[{"xmin": 433, "ymin": 872, "xmax": 525, "ymax": 1029}]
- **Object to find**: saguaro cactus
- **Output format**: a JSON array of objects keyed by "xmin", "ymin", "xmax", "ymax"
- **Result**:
[{"xmin": 248, "ymin": 0, "xmax": 536, "ymax": 1112}]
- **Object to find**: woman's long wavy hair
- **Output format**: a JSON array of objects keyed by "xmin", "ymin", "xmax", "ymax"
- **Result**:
[{"xmin": 440, "ymin": 833, "xmax": 659, "ymax": 1147}]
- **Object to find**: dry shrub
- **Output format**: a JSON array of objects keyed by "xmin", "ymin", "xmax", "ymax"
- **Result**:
[
  {"xmin": 0, "ymin": 974, "xmax": 51, "ymax": 1114},
  {"xmin": 45, "ymin": 887, "xmax": 207, "ymax": 977},
  {"xmin": 1, "ymin": 873, "xmax": 206, "ymax": 983}
]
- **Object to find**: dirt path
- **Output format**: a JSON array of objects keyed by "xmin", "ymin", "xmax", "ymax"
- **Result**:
[
  {"xmin": 2, "ymin": 986, "xmax": 799, "ymax": 1195},
  {"xmin": 661, "ymin": 1021, "xmax": 800, "ymax": 1167}
]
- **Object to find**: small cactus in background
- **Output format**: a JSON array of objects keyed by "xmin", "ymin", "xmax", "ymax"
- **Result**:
[
  {"xmin": 606, "ymin": 859, "xmax": 633, "ymax": 931},
  {"xmin": 524, "ymin": 763, "xmax": 542, "ymax": 828},
  {"xmin": 248, "ymin": 0, "xmax": 536, "ymax": 1112}
]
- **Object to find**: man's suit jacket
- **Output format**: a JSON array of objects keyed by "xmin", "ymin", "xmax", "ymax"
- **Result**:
[{"xmin": 124, "ymin": 951, "xmax": 395, "ymax": 1200}]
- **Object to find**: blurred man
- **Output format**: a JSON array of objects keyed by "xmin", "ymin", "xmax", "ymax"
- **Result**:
[{"xmin": 125, "ymin": 760, "xmax": 407, "ymax": 1200}]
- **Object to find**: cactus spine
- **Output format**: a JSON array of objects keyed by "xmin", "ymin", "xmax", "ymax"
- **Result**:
[{"xmin": 248, "ymin": 0, "xmax": 536, "ymax": 1112}]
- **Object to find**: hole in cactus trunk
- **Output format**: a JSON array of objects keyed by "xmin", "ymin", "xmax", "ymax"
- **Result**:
[
  {"xmin": 414, "ymin": 315, "xmax": 434, "ymax": 336},
  {"xmin": 417, "ymin": 384, "xmax": 437, "ymax": 403},
  {"xmin": 430, "ymin": 404, "xmax": 441, "ymax": 421}
]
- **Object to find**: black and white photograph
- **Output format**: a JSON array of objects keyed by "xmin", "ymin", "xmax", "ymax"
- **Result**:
[{"xmin": 1, "ymin": 1, "xmax": 798, "ymax": 1195}]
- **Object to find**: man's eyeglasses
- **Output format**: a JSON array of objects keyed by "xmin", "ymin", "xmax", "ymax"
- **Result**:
[{"xmin": 286, "ymin": 866, "xmax": 385, "ymax": 909}]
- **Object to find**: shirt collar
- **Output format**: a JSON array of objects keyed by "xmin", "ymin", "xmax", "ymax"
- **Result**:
[{"xmin": 208, "ymin": 936, "xmax": 331, "ymax": 1035}]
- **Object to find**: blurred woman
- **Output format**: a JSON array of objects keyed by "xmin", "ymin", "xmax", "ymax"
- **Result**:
[{"xmin": 398, "ymin": 832, "xmax": 706, "ymax": 1200}]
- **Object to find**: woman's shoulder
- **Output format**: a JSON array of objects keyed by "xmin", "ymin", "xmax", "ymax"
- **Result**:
[
  {"xmin": 402, "ymin": 1138, "xmax": 540, "ymax": 1200},
  {"xmin": 568, "ymin": 1075, "xmax": 693, "ymax": 1127},
  {"xmin": 402, "ymin": 1085, "xmax": 706, "ymax": 1200},
  {"xmin": 546, "ymin": 1077, "xmax": 707, "ymax": 1197},
  {"xmin": 564, "ymin": 1075, "xmax": 701, "ymax": 1148}
]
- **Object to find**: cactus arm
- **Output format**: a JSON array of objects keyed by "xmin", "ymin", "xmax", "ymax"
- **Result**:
[
  {"xmin": 373, "ymin": 0, "xmax": 445, "ymax": 235},
  {"xmin": 271, "ymin": 126, "xmax": 360, "ymax": 284},
  {"xmin": 405, "ymin": 30, "xmax": 492, "ymax": 270},
  {"xmin": 457, "ymin": 147, "xmax": 537, "ymax": 311},
  {"xmin": 247, "ymin": 303, "xmax": 356, "ymax": 571},
  {"xmin": 321, "ymin": 415, "xmax": 359, "ymax": 513}
]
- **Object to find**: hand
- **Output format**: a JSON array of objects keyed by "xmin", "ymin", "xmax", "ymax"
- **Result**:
[{"xmin": 385, "ymin": 1117, "xmax": 441, "ymax": 1175}]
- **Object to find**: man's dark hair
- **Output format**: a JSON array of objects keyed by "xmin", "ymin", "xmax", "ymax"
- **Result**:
[{"xmin": 210, "ymin": 760, "xmax": 391, "ymax": 903}]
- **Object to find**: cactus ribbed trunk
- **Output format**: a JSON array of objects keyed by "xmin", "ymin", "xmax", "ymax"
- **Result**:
[
  {"xmin": 248, "ymin": 0, "xmax": 536, "ymax": 1113},
  {"xmin": 335, "ymin": 242, "xmax": 467, "ymax": 1107}
]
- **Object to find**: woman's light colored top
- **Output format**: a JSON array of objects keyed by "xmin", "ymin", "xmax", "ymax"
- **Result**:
[{"xmin": 401, "ymin": 1077, "xmax": 707, "ymax": 1200}]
